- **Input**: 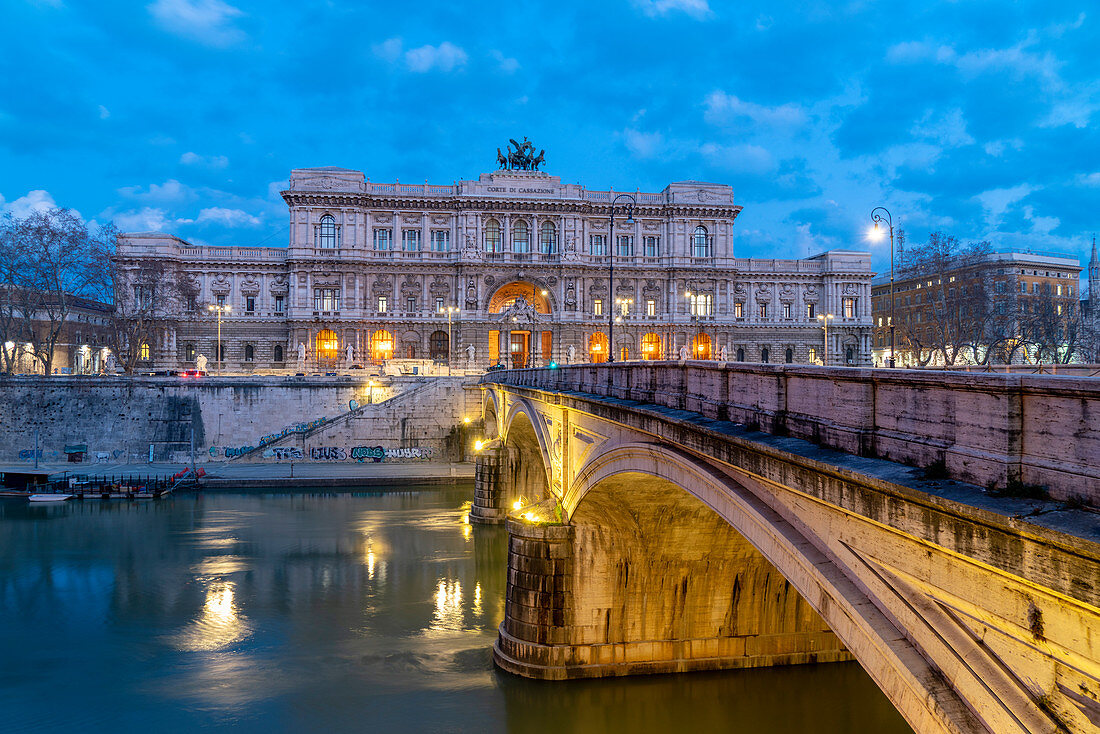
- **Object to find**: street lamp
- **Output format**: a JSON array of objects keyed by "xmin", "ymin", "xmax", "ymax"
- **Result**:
[
  {"xmin": 817, "ymin": 313, "xmax": 834, "ymax": 366},
  {"xmin": 870, "ymin": 207, "xmax": 896, "ymax": 368},
  {"xmin": 208, "ymin": 303, "xmax": 230, "ymax": 374},
  {"xmin": 440, "ymin": 305, "xmax": 459, "ymax": 375},
  {"xmin": 607, "ymin": 194, "xmax": 636, "ymax": 363}
]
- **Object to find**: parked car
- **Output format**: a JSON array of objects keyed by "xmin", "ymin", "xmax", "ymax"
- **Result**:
[{"xmin": 180, "ymin": 370, "xmax": 206, "ymax": 378}]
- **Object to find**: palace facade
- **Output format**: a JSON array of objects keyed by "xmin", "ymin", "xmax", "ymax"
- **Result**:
[{"xmin": 116, "ymin": 165, "xmax": 874, "ymax": 372}]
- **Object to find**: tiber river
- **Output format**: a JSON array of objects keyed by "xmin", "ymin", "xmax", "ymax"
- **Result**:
[{"xmin": 0, "ymin": 488, "xmax": 912, "ymax": 733}]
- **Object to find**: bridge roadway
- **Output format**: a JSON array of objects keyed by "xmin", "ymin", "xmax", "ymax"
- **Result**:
[{"xmin": 471, "ymin": 362, "xmax": 1099, "ymax": 734}]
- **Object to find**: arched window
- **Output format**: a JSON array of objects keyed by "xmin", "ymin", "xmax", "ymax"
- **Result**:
[
  {"xmin": 641, "ymin": 333, "xmax": 662, "ymax": 360},
  {"xmin": 761, "ymin": 347, "xmax": 769, "ymax": 363},
  {"xmin": 539, "ymin": 221, "xmax": 557, "ymax": 254},
  {"xmin": 429, "ymin": 330, "xmax": 448, "ymax": 360},
  {"xmin": 588, "ymin": 332, "xmax": 608, "ymax": 363},
  {"xmin": 692, "ymin": 226, "xmax": 710, "ymax": 258},
  {"xmin": 513, "ymin": 220, "xmax": 529, "ymax": 253},
  {"xmin": 736, "ymin": 347, "xmax": 744, "ymax": 362},
  {"xmin": 316, "ymin": 330, "xmax": 338, "ymax": 361},
  {"xmin": 370, "ymin": 330, "xmax": 394, "ymax": 363},
  {"xmin": 785, "ymin": 347, "xmax": 793, "ymax": 363},
  {"xmin": 846, "ymin": 347, "xmax": 854, "ymax": 365},
  {"xmin": 484, "ymin": 219, "xmax": 501, "ymax": 253},
  {"xmin": 316, "ymin": 214, "xmax": 340, "ymax": 249},
  {"xmin": 274, "ymin": 344, "xmax": 284, "ymax": 363},
  {"xmin": 140, "ymin": 343, "xmax": 151, "ymax": 361},
  {"xmin": 692, "ymin": 333, "xmax": 711, "ymax": 359},
  {"xmin": 244, "ymin": 344, "xmax": 254, "ymax": 362}
]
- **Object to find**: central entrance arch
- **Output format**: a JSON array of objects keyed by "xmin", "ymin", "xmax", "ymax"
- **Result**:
[{"xmin": 488, "ymin": 281, "xmax": 553, "ymax": 368}]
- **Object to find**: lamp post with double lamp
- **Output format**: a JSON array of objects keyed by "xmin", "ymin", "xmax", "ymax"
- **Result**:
[
  {"xmin": 440, "ymin": 305, "xmax": 459, "ymax": 375},
  {"xmin": 684, "ymin": 290, "xmax": 699, "ymax": 358},
  {"xmin": 607, "ymin": 194, "xmax": 636, "ymax": 363},
  {"xmin": 208, "ymin": 303, "xmax": 230, "ymax": 375},
  {"xmin": 870, "ymin": 207, "xmax": 896, "ymax": 368},
  {"xmin": 817, "ymin": 313, "xmax": 834, "ymax": 366}
]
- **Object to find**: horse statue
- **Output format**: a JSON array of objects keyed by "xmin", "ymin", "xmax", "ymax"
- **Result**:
[
  {"xmin": 532, "ymin": 150, "xmax": 545, "ymax": 171},
  {"xmin": 496, "ymin": 148, "xmax": 507, "ymax": 169}
]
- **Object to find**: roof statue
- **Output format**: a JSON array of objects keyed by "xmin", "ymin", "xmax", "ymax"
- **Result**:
[{"xmin": 498, "ymin": 137, "xmax": 545, "ymax": 171}]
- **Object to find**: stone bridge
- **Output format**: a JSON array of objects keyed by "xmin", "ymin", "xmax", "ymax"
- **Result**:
[{"xmin": 472, "ymin": 362, "xmax": 1100, "ymax": 734}]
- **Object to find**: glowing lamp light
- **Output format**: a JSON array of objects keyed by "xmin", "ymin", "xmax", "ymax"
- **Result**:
[
  {"xmin": 592, "ymin": 344, "xmax": 602, "ymax": 352},
  {"xmin": 512, "ymin": 500, "xmax": 523, "ymax": 511},
  {"xmin": 463, "ymin": 417, "xmax": 471, "ymax": 424},
  {"xmin": 548, "ymin": 361, "xmax": 558, "ymax": 369},
  {"xmin": 474, "ymin": 440, "xmax": 485, "ymax": 451},
  {"xmin": 868, "ymin": 223, "xmax": 886, "ymax": 241}
]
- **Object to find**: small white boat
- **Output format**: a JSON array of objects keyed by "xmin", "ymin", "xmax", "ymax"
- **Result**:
[{"xmin": 28, "ymin": 494, "xmax": 73, "ymax": 502}]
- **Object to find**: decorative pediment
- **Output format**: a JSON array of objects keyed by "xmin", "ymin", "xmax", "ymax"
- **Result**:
[
  {"xmin": 402, "ymin": 214, "xmax": 422, "ymax": 225},
  {"xmin": 754, "ymin": 284, "xmax": 772, "ymax": 303},
  {"xmin": 429, "ymin": 276, "xmax": 450, "ymax": 296},
  {"xmin": 372, "ymin": 275, "xmax": 393, "ymax": 294},
  {"xmin": 779, "ymin": 283, "xmax": 796, "ymax": 301},
  {"xmin": 803, "ymin": 285, "xmax": 819, "ymax": 302},
  {"xmin": 239, "ymin": 274, "xmax": 261, "ymax": 295},
  {"xmin": 373, "ymin": 213, "xmax": 392, "ymax": 224},
  {"xmin": 498, "ymin": 296, "xmax": 542, "ymax": 324},
  {"xmin": 733, "ymin": 281, "xmax": 747, "ymax": 296},
  {"xmin": 210, "ymin": 274, "xmax": 231, "ymax": 294},
  {"xmin": 432, "ymin": 216, "xmax": 450, "ymax": 225},
  {"xmin": 843, "ymin": 282, "xmax": 860, "ymax": 295}
]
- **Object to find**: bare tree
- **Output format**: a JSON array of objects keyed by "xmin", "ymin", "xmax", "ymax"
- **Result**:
[
  {"xmin": 1018, "ymin": 292, "xmax": 1088, "ymax": 363},
  {"xmin": 894, "ymin": 232, "xmax": 995, "ymax": 366},
  {"xmin": 0, "ymin": 209, "xmax": 99, "ymax": 375},
  {"xmin": 88, "ymin": 227, "xmax": 198, "ymax": 374}
]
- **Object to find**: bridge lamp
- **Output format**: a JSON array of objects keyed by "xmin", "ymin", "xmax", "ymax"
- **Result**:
[
  {"xmin": 474, "ymin": 439, "xmax": 485, "ymax": 451},
  {"xmin": 817, "ymin": 313, "xmax": 835, "ymax": 366},
  {"xmin": 463, "ymin": 417, "xmax": 471, "ymax": 425},
  {"xmin": 512, "ymin": 499, "xmax": 524, "ymax": 511},
  {"xmin": 869, "ymin": 206, "xmax": 896, "ymax": 368},
  {"xmin": 207, "ymin": 304, "xmax": 230, "ymax": 375}
]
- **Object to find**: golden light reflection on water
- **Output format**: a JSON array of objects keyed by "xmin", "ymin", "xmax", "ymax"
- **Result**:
[
  {"xmin": 473, "ymin": 582, "xmax": 483, "ymax": 618},
  {"xmin": 428, "ymin": 578, "xmax": 464, "ymax": 634},
  {"xmin": 176, "ymin": 580, "xmax": 251, "ymax": 651}
]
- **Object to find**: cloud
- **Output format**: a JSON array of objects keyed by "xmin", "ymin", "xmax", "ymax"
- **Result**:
[
  {"xmin": 983, "ymin": 139, "xmax": 1023, "ymax": 157},
  {"xmin": 147, "ymin": 0, "xmax": 245, "ymax": 47},
  {"xmin": 405, "ymin": 42, "xmax": 467, "ymax": 73},
  {"xmin": 372, "ymin": 37, "xmax": 403, "ymax": 63},
  {"xmin": 117, "ymin": 179, "xmax": 196, "ymax": 204},
  {"xmin": 699, "ymin": 142, "xmax": 775, "ymax": 174},
  {"xmin": 623, "ymin": 129, "xmax": 664, "ymax": 159},
  {"xmin": 1, "ymin": 189, "xmax": 60, "ymax": 218},
  {"xmin": 1076, "ymin": 172, "xmax": 1100, "ymax": 187},
  {"xmin": 910, "ymin": 108, "xmax": 974, "ymax": 148},
  {"xmin": 490, "ymin": 50, "xmax": 519, "ymax": 74},
  {"xmin": 97, "ymin": 105, "xmax": 110, "ymax": 120},
  {"xmin": 111, "ymin": 207, "xmax": 173, "ymax": 232},
  {"xmin": 633, "ymin": 0, "xmax": 712, "ymax": 20},
  {"xmin": 703, "ymin": 91, "xmax": 806, "ymax": 130},
  {"xmin": 194, "ymin": 207, "xmax": 260, "ymax": 227},
  {"xmin": 974, "ymin": 184, "xmax": 1034, "ymax": 229},
  {"xmin": 180, "ymin": 151, "xmax": 229, "ymax": 168}
]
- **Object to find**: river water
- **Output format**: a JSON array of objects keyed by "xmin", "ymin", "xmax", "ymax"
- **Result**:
[{"xmin": 0, "ymin": 488, "xmax": 912, "ymax": 733}]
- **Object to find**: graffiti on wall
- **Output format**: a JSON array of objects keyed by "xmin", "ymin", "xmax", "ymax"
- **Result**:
[
  {"xmin": 258, "ymin": 418, "xmax": 327, "ymax": 447},
  {"xmin": 262, "ymin": 447, "xmax": 303, "ymax": 460}
]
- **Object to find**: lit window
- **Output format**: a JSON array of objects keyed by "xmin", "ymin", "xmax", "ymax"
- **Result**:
[
  {"xmin": 843, "ymin": 297, "xmax": 856, "ymax": 318},
  {"xmin": 313, "ymin": 288, "xmax": 340, "ymax": 312},
  {"xmin": 758, "ymin": 303, "xmax": 767, "ymax": 319},
  {"xmin": 1057, "ymin": 284, "xmax": 1063, "ymax": 296},
  {"xmin": 646, "ymin": 299, "xmax": 656, "ymax": 317},
  {"xmin": 435, "ymin": 297, "xmax": 444, "ymax": 312},
  {"xmin": 377, "ymin": 296, "xmax": 388, "ymax": 313},
  {"xmin": 140, "ymin": 343, "xmax": 151, "ymax": 360},
  {"xmin": 513, "ymin": 220, "xmax": 529, "ymax": 253},
  {"xmin": 806, "ymin": 303, "xmax": 815, "ymax": 319},
  {"xmin": 316, "ymin": 215, "xmax": 340, "ymax": 249},
  {"xmin": 594, "ymin": 298, "xmax": 603, "ymax": 316},
  {"xmin": 690, "ymin": 293, "xmax": 713, "ymax": 316},
  {"xmin": 539, "ymin": 221, "xmax": 556, "ymax": 254},
  {"xmin": 783, "ymin": 303, "xmax": 792, "ymax": 319},
  {"xmin": 735, "ymin": 302, "xmax": 744, "ymax": 318},
  {"xmin": 619, "ymin": 300, "xmax": 630, "ymax": 316},
  {"xmin": 809, "ymin": 347, "xmax": 817, "ymax": 363},
  {"xmin": 590, "ymin": 234, "xmax": 606, "ymax": 257},
  {"xmin": 485, "ymin": 219, "xmax": 501, "ymax": 253}
]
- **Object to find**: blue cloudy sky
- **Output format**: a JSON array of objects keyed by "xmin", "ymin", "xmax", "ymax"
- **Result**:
[{"xmin": 1, "ymin": 0, "xmax": 1096, "ymax": 281}]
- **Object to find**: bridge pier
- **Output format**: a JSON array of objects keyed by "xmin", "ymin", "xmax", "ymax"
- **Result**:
[
  {"xmin": 493, "ymin": 475, "xmax": 853, "ymax": 679},
  {"xmin": 471, "ymin": 446, "xmax": 508, "ymax": 524}
]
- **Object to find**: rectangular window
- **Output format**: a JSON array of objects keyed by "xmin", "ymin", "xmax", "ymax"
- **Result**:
[
  {"xmin": 406, "ymin": 296, "xmax": 417, "ymax": 312},
  {"xmin": 690, "ymin": 294, "xmax": 713, "ymax": 316},
  {"xmin": 594, "ymin": 298, "xmax": 603, "ymax": 316},
  {"xmin": 1020, "ymin": 282, "xmax": 1027, "ymax": 293},
  {"xmin": 245, "ymin": 296, "xmax": 255, "ymax": 313},
  {"xmin": 185, "ymin": 296, "xmax": 196, "ymax": 312},
  {"xmin": 619, "ymin": 300, "xmax": 630, "ymax": 316},
  {"xmin": 374, "ymin": 229, "xmax": 393, "ymax": 251},
  {"xmin": 758, "ymin": 303, "xmax": 768, "ymax": 319},
  {"xmin": 402, "ymin": 230, "xmax": 420, "ymax": 251},
  {"xmin": 842, "ymin": 297, "xmax": 856, "ymax": 319},
  {"xmin": 430, "ymin": 230, "xmax": 449, "ymax": 252},
  {"xmin": 590, "ymin": 235, "xmax": 606, "ymax": 257},
  {"xmin": 734, "ymin": 302, "xmax": 744, "ymax": 318},
  {"xmin": 377, "ymin": 295, "xmax": 388, "ymax": 313},
  {"xmin": 1056, "ymin": 284, "xmax": 1063, "ymax": 296},
  {"xmin": 616, "ymin": 235, "xmax": 633, "ymax": 257},
  {"xmin": 644, "ymin": 236, "xmax": 659, "ymax": 257},
  {"xmin": 216, "ymin": 294, "xmax": 226, "ymax": 307},
  {"xmin": 313, "ymin": 288, "xmax": 340, "ymax": 312},
  {"xmin": 783, "ymin": 303, "xmax": 792, "ymax": 319},
  {"xmin": 274, "ymin": 295, "xmax": 285, "ymax": 313},
  {"xmin": 806, "ymin": 303, "xmax": 815, "ymax": 319},
  {"xmin": 435, "ymin": 297, "xmax": 444, "ymax": 312},
  {"xmin": 646, "ymin": 299, "xmax": 656, "ymax": 317}
]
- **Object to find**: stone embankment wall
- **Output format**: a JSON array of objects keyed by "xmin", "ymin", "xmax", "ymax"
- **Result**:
[
  {"xmin": 0, "ymin": 375, "xmax": 479, "ymax": 465},
  {"xmin": 487, "ymin": 362, "xmax": 1100, "ymax": 502}
]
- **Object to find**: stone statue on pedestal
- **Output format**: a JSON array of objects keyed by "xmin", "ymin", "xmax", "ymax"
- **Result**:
[
  {"xmin": 296, "ymin": 342, "xmax": 306, "ymax": 370},
  {"xmin": 196, "ymin": 354, "xmax": 207, "ymax": 373},
  {"xmin": 567, "ymin": 345, "xmax": 576, "ymax": 364},
  {"xmin": 679, "ymin": 345, "xmax": 689, "ymax": 361},
  {"xmin": 719, "ymin": 345, "xmax": 728, "ymax": 362},
  {"xmin": 345, "ymin": 343, "xmax": 354, "ymax": 364}
]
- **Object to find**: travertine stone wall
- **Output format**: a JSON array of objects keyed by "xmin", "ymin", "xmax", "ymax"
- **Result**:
[
  {"xmin": 0, "ymin": 375, "xmax": 477, "ymax": 463},
  {"xmin": 494, "ymin": 475, "xmax": 851, "ymax": 679},
  {"xmin": 494, "ymin": 362, "xmax": 1100, "ymax": 501}
]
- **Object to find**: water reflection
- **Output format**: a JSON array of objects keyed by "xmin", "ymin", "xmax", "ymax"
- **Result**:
[{"xmin": 0, "ymin": 488, "xmax": 912, "ymax": 733}]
